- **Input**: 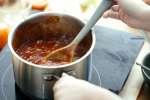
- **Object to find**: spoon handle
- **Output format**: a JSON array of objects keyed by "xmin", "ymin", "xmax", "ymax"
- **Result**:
[{"xmin": 72, "ymin": 0, "xmax": 112, "ymax": 45}]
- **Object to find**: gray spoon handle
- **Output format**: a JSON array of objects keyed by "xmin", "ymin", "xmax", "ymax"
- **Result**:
[{"xmin": 72, "ymin": 0, "xmax": 112, "ymax": 45}]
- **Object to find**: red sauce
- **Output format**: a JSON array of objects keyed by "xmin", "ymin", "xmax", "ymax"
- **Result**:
[{"xmin": 16, "ymin": 35, "xmax": 86, "ymax": 66}]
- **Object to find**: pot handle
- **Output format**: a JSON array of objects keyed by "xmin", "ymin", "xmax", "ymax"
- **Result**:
[
  {"xmin": 43, "ymin": 74, "xmax": 60, "ymax": 81},
  {"xmin": 43, "ymin": 71, "xmax": 76, "ymax": 81}
]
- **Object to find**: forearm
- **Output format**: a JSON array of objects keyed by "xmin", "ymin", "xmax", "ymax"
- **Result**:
[
  {"xmin": 85, "ymin": 85, "xmax": 122, "ymax": 100},
  {"xmin": 118, "ymin": 0, "xmax": 150, "ymax": 21}
]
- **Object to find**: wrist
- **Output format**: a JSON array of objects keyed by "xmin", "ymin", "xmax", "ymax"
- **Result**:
[
  {"xmin": 83, "ymin": 85, "xmax": 102, "ymax": 100},
  {"xmin": 84, "ymin": 84, "xmax": 122, "ymax": 100}
]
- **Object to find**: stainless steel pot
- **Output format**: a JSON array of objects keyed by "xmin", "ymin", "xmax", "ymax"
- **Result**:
[{"xmin": 8, "ymin": 12, "xmax": 95, "ymax": 99}]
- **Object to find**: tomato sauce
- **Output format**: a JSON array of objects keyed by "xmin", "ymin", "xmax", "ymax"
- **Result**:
[{"xmin": 15, "ymin": 34, "xmax": 86, "ymax": 66}]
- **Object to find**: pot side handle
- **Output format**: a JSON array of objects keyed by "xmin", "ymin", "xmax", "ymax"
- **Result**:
[{"xmin": 42, "ymin": 71, "xmax": 77, "ymax": 81}]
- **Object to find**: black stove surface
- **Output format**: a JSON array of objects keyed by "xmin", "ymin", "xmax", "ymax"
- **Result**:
[{"xmin": 0, "ymin": 26, "xmax": 144, "ymax": 100}]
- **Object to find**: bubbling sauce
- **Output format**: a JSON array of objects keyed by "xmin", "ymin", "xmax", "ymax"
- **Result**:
[{"xmin": 15, "ymin": 35, "xmax": 86, "ymax": 66}]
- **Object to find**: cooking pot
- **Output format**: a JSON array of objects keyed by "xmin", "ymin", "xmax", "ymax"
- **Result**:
[
  {"xmin": 141, "ymin": 53, "xmax": 150, "ymax": 86},
  {"xmin": 8, "ymin": 12, "xmax": 95, "ymax": 99}
]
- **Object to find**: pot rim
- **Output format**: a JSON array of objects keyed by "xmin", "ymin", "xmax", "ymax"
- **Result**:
[{"xmin": 8, "ymin": 12, "xmax": 96, "ymax": 69}]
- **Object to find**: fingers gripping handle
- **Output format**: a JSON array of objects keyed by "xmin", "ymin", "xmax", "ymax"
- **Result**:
[{"xmin": 43, "ymin": 71, "xmax": 76, "ymax": 81}]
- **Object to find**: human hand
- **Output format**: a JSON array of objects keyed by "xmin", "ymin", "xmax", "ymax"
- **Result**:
[
  {"xmin": 103, "ymin": 4, "xmax": 144, "ymax": 29},
  {"xmin": 53, "ymin": 73, "xmax": 122, "ymax": 100},
  {"xmin": 0, "ymin": 0, "xmax": 5, "ymax": 5},
  {"xmin": 103, "ymin": 0, "xmax": 150, "ymax": 31},
  {"xmin": 144, "ymin": 0, "xmax": 150, "ymax": 4}
]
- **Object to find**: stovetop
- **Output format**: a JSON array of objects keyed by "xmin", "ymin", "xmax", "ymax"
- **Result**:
[
  {"xmin": 0, "ymin": 26, "xmax": 144, "ymax": 100},
  {"xmin": 0, "ymin": 63, "xmax": 31, "ymax": 100}
]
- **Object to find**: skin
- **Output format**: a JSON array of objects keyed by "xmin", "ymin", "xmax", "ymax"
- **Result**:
[
  {"xmin": 53, "ymin": 0, "xmax": 150, "ymax": 100},
  {"xmin": 53, "ymin": 73, "xmax": 122, "ymax": 100},
  {"xmin": 0, "ymin": 0, "xmax": 5, "ymax": 5},
  {"xmin": 144, "ymin": 0, "xmax": 150, "ymax": 4},
  {"xmin": 103, "ymin": 0, "xmax": 150, "ymax": 31}
]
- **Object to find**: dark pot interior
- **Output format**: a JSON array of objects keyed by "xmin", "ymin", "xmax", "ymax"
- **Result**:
[{"xmin": 142, "ymin": 53, "xmax": 150, "ymax": 86}]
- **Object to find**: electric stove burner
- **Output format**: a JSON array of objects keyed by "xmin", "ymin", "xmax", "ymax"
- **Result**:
[
  {"xmin": 88, "ymin": 53, "xmax": 102, "ymax": 86},
  {"xmin": 0, "ymin": 57, "xmax": 101, "ymax": 100}
]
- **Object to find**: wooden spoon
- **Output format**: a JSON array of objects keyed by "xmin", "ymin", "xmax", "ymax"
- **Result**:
[{"xmin": 44, "ymin": 0, "xmax": 112, "ymax": 62}]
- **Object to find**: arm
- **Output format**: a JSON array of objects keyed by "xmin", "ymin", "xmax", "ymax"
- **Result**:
[
  {"xmin": 104, "ymin": 0, "xmax": 150, "ymax": 31},
  {"xmin": 117, "ymin": 0, "xmax": 150, "ymax": 21},
  {"xmin": 53, "ymin": 73, "xmax": 122, "ymax": 100},
  {"xmin": 144, "ymin": 0, "xmax": 150, "ymax": 4},
  {"xmin": 85, "ymin": 85, "xmax": 122, "ymax": 100}
]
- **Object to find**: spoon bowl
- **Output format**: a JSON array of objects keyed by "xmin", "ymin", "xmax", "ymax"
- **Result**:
[{"xmin": 45, "ymin": 0, "xmax": 112, "ymax": 62}]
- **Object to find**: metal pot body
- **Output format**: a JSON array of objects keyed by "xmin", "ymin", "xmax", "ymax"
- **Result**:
[
  {"xmin": 12, "ymin": 54, "xmax": 89, "ymax": 99},
  {"xmin": 8, "ymin": 12, "xmax": 95, "ymax": 99}
]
